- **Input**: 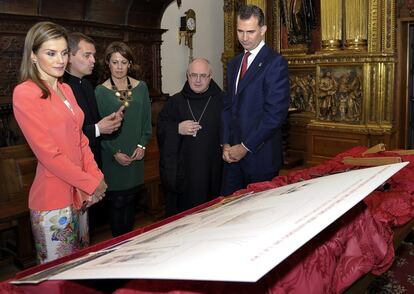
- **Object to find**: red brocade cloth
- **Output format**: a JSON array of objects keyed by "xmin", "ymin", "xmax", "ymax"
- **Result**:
[{"xmin": 2, "ymin": 146, "xmax": 414, "ymax": 294}]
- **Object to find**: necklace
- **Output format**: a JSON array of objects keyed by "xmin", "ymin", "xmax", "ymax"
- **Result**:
[
  {"xmin": 110, "ymin": 76, "xmax": 132, "ymax": 107},
  {"xmin": 186, "ymin": 96, "xmax": 212, "ymax": 137},
  {"xmin": 55, "ymin": 87, "xmax": 74, "ymax": 115}
]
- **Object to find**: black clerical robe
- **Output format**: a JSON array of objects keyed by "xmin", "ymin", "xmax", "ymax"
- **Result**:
[
  {"xmin": 157, "ymin": 80, "xmax": 224, "ymax": 216},
  {"xmin": 63, "ymin": 72, "xmax": 102, "ymax": 167}
]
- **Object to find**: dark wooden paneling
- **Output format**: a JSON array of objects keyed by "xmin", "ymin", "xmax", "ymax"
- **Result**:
[
  {"xmin": 0, "ymin": 14, "xmax": 167, "ymax": 144},
  {"xmin": 0, "ymin": 0, "xmax": 176, "ymax": 105},
  {"xmin": 0, "ymin": 0, "xmax": 39, "ymax": 16},
  {"xmin": 87, "ymin": 0, "xmax": 130, "ymax": 24},
  {"xmin": 0, "ymin": 144, "xmax": 36, "ymax": 268},
  {"xmin": 0, "ymin": 0, "xmax": 175, "ymax": 27},
  {"xmin": 127, "ymin": 0, "xmax": 173, "ymax": 27},
  {"xmin": 40, "ymin": 0, "xmax": 85, "ymax": 20},
  {"xmin": 0, "ymin": 1, "xmax": 174, "ymax": 216},
  {"xmin": 312, "ymin": 135, "xmax": 363, "ymax": 157},
  {"xmin": 306, "ymin": 128, "xmax": 369, "ymax": 165},
  {"xmin": 286, "ymin": 114, "xmax": 311, "ymax": 159}
]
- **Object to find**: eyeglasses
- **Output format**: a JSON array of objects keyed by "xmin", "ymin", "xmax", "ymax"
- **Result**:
[{"xmin": 188, "ymin": 73, "xmax": 211, "ymax": 80}]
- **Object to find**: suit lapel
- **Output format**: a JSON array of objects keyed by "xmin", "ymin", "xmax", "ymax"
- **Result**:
[
  {"xmin": 55, "ymin": 84, "xmax": 80, "ymax": 124},
  {"xmin": 236, "ymin": 45, "xmax": 270, "ymax": 94},
  {"xmin": 231, "ymin": 54, "xmax": 244, "ymax": 96}
]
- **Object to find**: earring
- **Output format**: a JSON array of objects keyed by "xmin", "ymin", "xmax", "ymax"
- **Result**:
[{"xmin": 32, "ymin": 60, "xmax": 37, "ymax": 64}]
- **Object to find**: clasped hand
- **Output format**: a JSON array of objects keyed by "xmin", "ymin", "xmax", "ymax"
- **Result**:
[
  {"xmin": 222, "ymin": 144, "xmax": 248, "ymax": 163},
  {"xmin": 114, "ymin": 147, "xmax": 145, "ymax": 166},
  {"xmin": 82, "ymin": 179, "xmax": 107, "ymax": 211},
  {"xmin": 178, "ymin": 120, "xmax": 202, "ymax": 136}
]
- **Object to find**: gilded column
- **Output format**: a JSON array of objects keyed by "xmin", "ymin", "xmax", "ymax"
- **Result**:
[
  {"xmin": 320, "ymin": 0, "xmax": 342, "ymax": 50},
  {"xmin": 344, "ymin": 0, "xmax": 368, "ymax": 50},
  {"xmin": 246, "ymin": 0, "xmax": 266, "ymax": 14},
  {"xmin": 382, "ymin": 0, "xmax": 395, "ymax": 53},
  {"xmin": 222, "ymin": 0, "xmax": 237, "ymax": 91},
  {"xmin": 272, "ymin": 0, "xmax": 280, "ymax": 51},
  {"xmin": 367, "ymin": 0, "xmax": 380, "ymax": 52}
]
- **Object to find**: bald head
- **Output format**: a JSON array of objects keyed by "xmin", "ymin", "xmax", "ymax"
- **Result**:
[
  {"xmin": 187, "ymin": 58, "xmax": 211, "ymax": 74},
  {"xmin": 187, "ymin": 58, "xmax": 212, "ymax": 93}
]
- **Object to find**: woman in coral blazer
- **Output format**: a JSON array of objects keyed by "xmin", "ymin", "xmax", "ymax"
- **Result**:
[{"xmin": 13, "ymin": 22, "xmax": 107, "ymax": 263}]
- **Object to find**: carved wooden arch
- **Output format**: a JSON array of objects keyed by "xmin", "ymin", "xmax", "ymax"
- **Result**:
[
  {"xmin": 127, "ymin": 0, "xmax": 176, "ymax": 27},
  {"xmin": 0, "ymin": 0, "xmax": 177, "ymax": 27}
]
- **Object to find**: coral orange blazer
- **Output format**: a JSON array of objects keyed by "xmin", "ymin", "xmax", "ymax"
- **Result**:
[{"xmin": 13, "ymin": 80, "xmax": 103, "ymax": 211}]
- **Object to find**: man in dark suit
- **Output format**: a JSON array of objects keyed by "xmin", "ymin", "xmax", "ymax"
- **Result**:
[
  {"xmin": 63, "ymin": 32, "xmax": 123, "ymax": 168},
  {"xmin": 64, "ymin": 32, "xmax": 123, "ymax": 231},
  {"xmin": 221, "ymin": 4, "xmax": 290, "ymax": 196}
]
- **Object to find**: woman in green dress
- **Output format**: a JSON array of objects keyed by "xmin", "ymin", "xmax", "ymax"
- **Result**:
[{"xmin": 95, "ymin": 41, "xmax": 152, "ymax": 237}]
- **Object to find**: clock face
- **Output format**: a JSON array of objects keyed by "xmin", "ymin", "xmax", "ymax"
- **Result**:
[{"xmin": 186, "ymin": 17, "xmax": 195, "ymax": 31}]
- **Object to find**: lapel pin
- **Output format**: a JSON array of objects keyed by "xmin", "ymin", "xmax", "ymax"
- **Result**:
[{"xmin": 258, "ymin": 62, "xmax": 262, "ymax": 67}]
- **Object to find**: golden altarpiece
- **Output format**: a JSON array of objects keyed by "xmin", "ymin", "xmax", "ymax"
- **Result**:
[{"xmin": 223, "ymin": 0, "xmax": 399, "ymax": 165}]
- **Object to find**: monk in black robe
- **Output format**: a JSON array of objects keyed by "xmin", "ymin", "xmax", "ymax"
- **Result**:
[{"xmin": 157, "ymin": 58, "xmax": 224, "ymax": 217}]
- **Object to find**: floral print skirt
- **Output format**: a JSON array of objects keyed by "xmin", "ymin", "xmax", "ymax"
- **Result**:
[{"xmin": 30, "ymin": 206, "xmax": 89, "ymax": 264}]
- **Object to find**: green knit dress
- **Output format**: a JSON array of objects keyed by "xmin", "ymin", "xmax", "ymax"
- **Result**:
[{"xmin": 95, "ymin": 81, "xmax": 152, "ymax": 192}]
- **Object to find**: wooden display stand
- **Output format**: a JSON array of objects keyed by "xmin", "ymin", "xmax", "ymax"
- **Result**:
[{"xmin": 0, "ymin": 144, "xmax": 36, "ymax": 268}]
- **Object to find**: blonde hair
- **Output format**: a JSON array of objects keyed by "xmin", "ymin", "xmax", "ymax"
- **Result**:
[{"xmin": 20, "ymin": 21, "xmax": 68, "ymax": 98}]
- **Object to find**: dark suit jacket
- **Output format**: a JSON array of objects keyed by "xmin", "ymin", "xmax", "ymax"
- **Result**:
[
  {"xmin": 63, "ymin": 72, "xmax": 102, "ymax": 168},
  {"xmin": 221, "ymin": 44, "xmax": 290, "ymax": 174}
]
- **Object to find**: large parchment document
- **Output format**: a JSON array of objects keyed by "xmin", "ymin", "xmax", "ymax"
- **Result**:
[{"xmin": 16, "ymin": 163, "xmax": 407, "ymax": 283}]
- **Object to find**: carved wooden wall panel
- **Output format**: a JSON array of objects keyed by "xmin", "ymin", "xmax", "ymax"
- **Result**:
[
  {"xmin": 127, "ymin": 1, "xmax": 173, "ymax": 28},
  {"xmin": 287, "ymin": 118, "xmax": 309, "ymax": 162},
  {"xmin": 0, "ymin": 16, "xmax": 164, "ymax": 143},
  {"xmin": 40, "ymin": 1, "xmax": 85, "ymax": 20},
  {"xmin": 0, "ymin": 0, "xmax": 174, "ymax": 26},
  {"xmin": 0, "ymin": 1, "xmax": 175, "ymax": 220},
  {"xmin": 0, "ymin": 0, "xmax": 175, "ymax": 101},
  {"xmin": 86, "ymin": 0, "xmax": 130, "ymax": 25},
  {"xmin": 0, "ymin": 0, "xmax": 39, "ymax": 15},
  {"xmin": 307, "ymin": 129, "xmax": 368, "ymax": 165}
]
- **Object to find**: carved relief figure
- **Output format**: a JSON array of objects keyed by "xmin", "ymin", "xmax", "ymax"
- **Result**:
[
  {"xmin": 346, "ymin": 71, "xmax": 362, "ymax": 121},
  {"xmin": 336, "ymin": 73, "xmax": 350, "ymax": 121},
  {"xmin": 334, "ymin": 70, "xmax": 362, "ymax": 122},
  {"xmin": 318, "ymin": 68, "xmax": 363, "ymax": 123},
  {"xmin": 305, "ymin": 74, "xmax": 316, "ymax": 112},
  {"xmin": 281, "ymin": 0, "xmax": 317, "ymax": 45},
  {"xmin": 289, "ymin": 74, "xmax": 316, "ymax": 113},
  {"xmin": 290, "ymin": 76, "xmax": 305, "ymax": 110},
  {"xmin": 318, "ymin": 70, "xmax": 337, "ymax": 120}
]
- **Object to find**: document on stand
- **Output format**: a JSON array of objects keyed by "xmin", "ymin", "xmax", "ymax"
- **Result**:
[{"xmin": 15, "ymin": 163, "xmax": 407, "ymax": 283}]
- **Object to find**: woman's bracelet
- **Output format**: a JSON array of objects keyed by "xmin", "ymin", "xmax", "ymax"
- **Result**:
[{"xmin": 137, "ymin": 144, "xmax": 146, "ymax": 150}]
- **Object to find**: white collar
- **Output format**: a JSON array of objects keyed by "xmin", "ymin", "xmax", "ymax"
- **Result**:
[{"xmin": 245, "ymin": 40, "xmax": 265, "ymax": 56}]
